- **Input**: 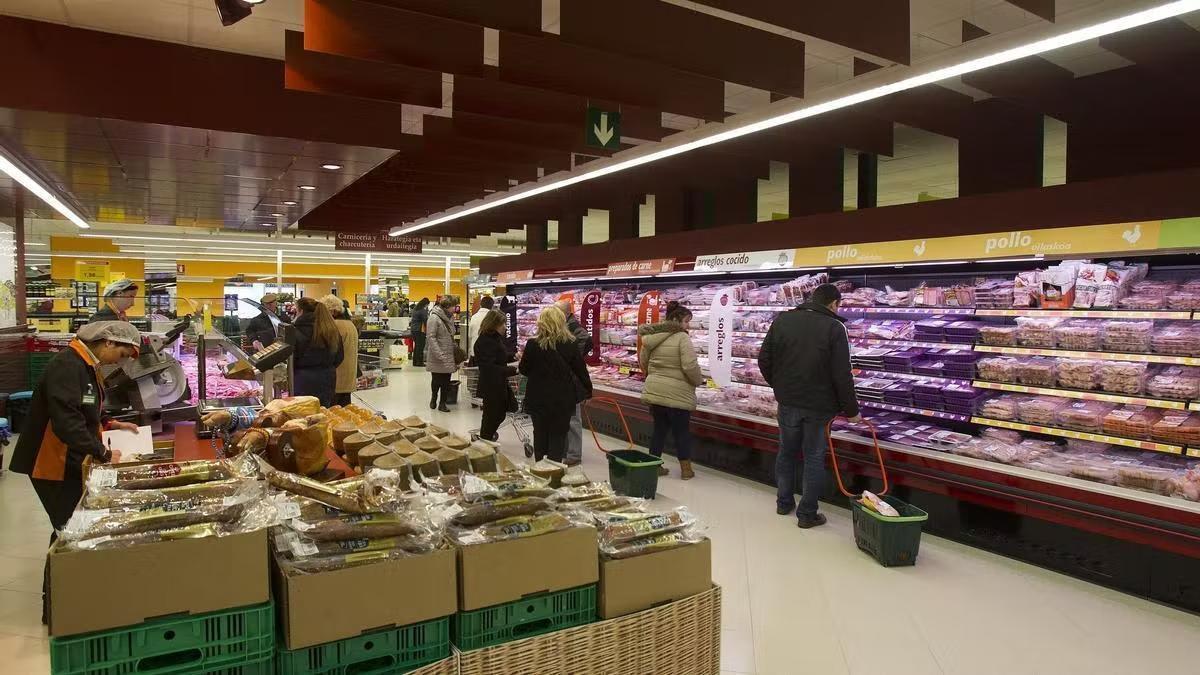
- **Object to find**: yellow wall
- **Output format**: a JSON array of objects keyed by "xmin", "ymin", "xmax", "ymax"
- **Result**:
[
  {"xmin": 49, "ymin": 238, "xmax": 146, "ymax": 316},
  {"xmin": 408, "ymin": 267, "xmax": 468, "ymax": 303}
]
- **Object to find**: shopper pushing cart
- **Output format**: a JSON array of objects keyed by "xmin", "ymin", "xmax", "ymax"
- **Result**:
[{"xmin": 465, "ymin": 309, "xmax": 533, "ymax": 452}]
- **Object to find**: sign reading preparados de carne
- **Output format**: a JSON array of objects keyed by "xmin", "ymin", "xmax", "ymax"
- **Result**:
[
  {"xmin": 334, "ymin": 232, "xmax": 423, "ymax": 253},
  {"xmin": 606, "ymin": 258, "xmax": 676, "ymax": 276}
]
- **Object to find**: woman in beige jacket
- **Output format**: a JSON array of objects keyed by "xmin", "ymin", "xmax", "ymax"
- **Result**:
[
  {"xmin": 638, "ymin": 301, "xmax": 705, "ymax": 479},
  {"xmin": 322, "ymin": 295, "xmax": 360, "ymax": 406}
]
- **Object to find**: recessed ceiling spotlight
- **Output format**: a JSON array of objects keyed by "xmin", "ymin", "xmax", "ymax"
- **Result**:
[
  {"xmin": 261, "ymin": 223, "xmax": 276, "ymax": 227},
  {"xmin": 320, "ymin": 163, "xmax": 343, "ymax": 170},
  {"xmin": 282, "ymin": 200, "xmax": 298, "ymax": 205},
  {"xmin": 243, "ymin": 0, "xmax": 267, "ymax": 4},
  {"xmin": 298, "ymin": 185, "xmax": 316, "ymax": 191},
  {"xmin": 271, "ymin": 212, "xmax": 285, "ymax": 217}
]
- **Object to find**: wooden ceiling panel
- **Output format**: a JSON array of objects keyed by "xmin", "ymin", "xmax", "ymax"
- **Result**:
[
  {"xmin": 284, "ymin": 31, "xmax": 444, "ymax": 107},
  {"xmin": 363, "ymin": 0, "xmax": 542, "ymax": 34},
  {"xmin": 558, "ymin": 0, "xmax": 805, "ymax": 97},
  {"xmin": 425, "ymin": 111, "xmax": 624, "ymax": 157},
  {"xmin": 498, "ymin": 31, "xmax": 726, "ymax": 121},
  {"xmin": 303, "ymin": 0, "xmax": 484, "ymax": 76},
  {"xmin": 687, "ymin": 0, "xmax": 911, "ymax": 65}
]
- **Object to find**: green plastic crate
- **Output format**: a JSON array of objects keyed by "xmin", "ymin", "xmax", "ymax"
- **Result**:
[
  {"xmin": 607, "ymin": 449, "xmax": 663, "ymax": 499},
  {"xmin": 851, "ymin": 495, "xmax": 929, "ymax": 567},
  {"xmin": 276, "ymin": 617, "xmax": 450, "ymax": 675},
  {"xmin": 453, "ymin": 585, "xmax": 596, "ymax": 651},
  {"xmin": 50, "ymin": 601, "xmax": 274, "ymax": 675}
]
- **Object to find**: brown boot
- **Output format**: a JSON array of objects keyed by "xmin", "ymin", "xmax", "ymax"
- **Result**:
[
  {"xmin": 680, "ymin": 460, "xmax": 695, "ymax": 480},
  {"xmin": 657, "ymin": 464, "xmax": 669, "ymax": 477}
]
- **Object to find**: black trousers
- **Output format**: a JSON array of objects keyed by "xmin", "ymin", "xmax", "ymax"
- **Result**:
[
  {"xmin": 431, "ymin": 372, "xmax": 452, "ymax": 405},
  {"xmin": 333, "ymin": 392, "xmax": 352, "ymax": 406},
  {"xmin": 412, "ymin": 333, "xmax": 426, "ymax": 366},
  {"xmin": 479, "ymin": 395, "xmax": 507, "ymax": 441},
  {"xmin": 31, "ymin": 476, "xmax": 84, "ymax": 623},
  {"xmin": 531, "ymin": 412, "xmax": 571, "ymax": 462}
]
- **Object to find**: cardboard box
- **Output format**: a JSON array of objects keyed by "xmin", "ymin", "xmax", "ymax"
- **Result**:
[
  {"xmin": 599, "ymin": 539, "xmax": 711, "ymax": 619},
  {"xmin": 275, "ymin": 546, "xmax": 457, "ymax": 650},
  {"xmin": 457, "ymin": 526, "xmax": 598, "ymax": 611},
  {"xmin": 49, "ymin": 529, "xmax": 268, "ymax": 637}
]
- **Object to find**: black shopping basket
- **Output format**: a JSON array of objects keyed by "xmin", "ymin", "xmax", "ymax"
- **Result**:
[
  {"xmin": 583, "ymin": 397, "xmax": 664, "ymax": 499},
  {"xmin": 827, "ymin": 418, "xmax": 929, "ymax": 567}
]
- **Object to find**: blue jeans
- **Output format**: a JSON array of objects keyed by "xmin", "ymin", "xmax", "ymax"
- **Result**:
[
  {"xmin": 649, "ymin": 405, "xmax": 692, "ymax": 461},
  {"xmin": 776, "ymin": 406, "xmax": 831, "ymax": 518}
]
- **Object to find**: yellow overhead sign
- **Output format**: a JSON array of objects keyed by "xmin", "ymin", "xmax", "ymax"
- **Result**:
[
  {"xmin": 75, "ymin": 261, "xmax": 110, "ymax": 284},
  {"xmin": 793, "ymin": 221, "xmax": 1171, "ymax": 267}
]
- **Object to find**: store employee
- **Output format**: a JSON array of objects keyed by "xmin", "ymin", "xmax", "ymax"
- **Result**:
[
  {"xmin": 247, "ymin": 293, "xmax": 291, "ymax": 350},
  {"xmin": 89, "ymin": 279, "xmax": 139, "ymax": 323},
  {"xmin": 8, "ymin": 321, "xmax": 142, "ymax": 623}
]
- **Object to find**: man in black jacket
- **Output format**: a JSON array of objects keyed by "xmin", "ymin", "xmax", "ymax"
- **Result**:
[
  {"xmin": 555, "ymin": 299, "xmax": 593, "ymax": 466},
  {"xmin": 246, "ymin": 293, "xmax": 290, "ymax": 350},
  {"xmin": 758, "ymin": 283, "xmax": 860, "ymax": 528}
]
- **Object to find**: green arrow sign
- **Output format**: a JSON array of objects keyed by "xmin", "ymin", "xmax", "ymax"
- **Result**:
[{"xmin": 585, "ymin": 106, "xmax": 621, "ymax": 150}]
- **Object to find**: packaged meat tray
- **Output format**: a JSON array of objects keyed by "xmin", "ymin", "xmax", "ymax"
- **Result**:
[
  {"xmin": 979, "ymin": 394, "xmax": 1026, "ymax": 420},
  {"xmin": 978, "ymin": 324, "xmax": 1019, "ymax": 346},
  {"xmin": 1150, "ymin": 323, "xmax": 1200, "ymax": 357},
  {"xmin": 1056, "ymin": 359, "xmax": 1101, "ymax": 390},
  {"xmin": 1165, "ymin": 290, "xmax": 1200, "ymax": 310},
  {"xmin": 1116, "ymin": 466, "xmax": 1182, "ymax": 496},
  {"xmin": 1103, "ymin": 405, "xmax": 1164, "ymax": 440},
  {"xmin": 911, "ymin": 359, "xmax": 948, "ymax": 377},
  {"xmin": 977, "ymin": 357, "xmax": 1019, "ymax": 383},
  {"xmin": 1053, "ymin": 321, "xmax": 1104, "ymax": 351},
  {"xmin": 1146, "ymin": 366, "xmax": 1200, "ymax": 400},
  {"xmin": 974, "ymin": 279, "xmax": 1015, "ymax": 308},
  {"xmin": 883, "ymin": 348, "xmax": 927, "ymax": 373},
  {"xmin": 1098, "ymin": 360, "xmax": 1149, "ymax": 395},
  {"xmin": 1017, "ymin": 396, "xmax": 1069, "ymax": 426},
  {"xmin": 1015, "ymin": 357, "xmax": 1057, "ymax": 387},
  {"xmin": 1015, "ymin": 316, "xmax": 1063, "ymax": 348},
  {"xmin": 1054, "ymin": 400, "xmax": 1117, "ymax": 432},
  {"xmin": 911, "ymin": 380, "xmax": 945, "ymax": 396},
  {"xmin": 944, "ymin": 321, "xmax": 984, "ymax": 343},
  {"xmin": 1101, "ymin": 320, "xmax": 1153, "ymax": 353},
  {"xmin": 1150, "ymin": 412, "xmax": 1200, "ymax": 445}
]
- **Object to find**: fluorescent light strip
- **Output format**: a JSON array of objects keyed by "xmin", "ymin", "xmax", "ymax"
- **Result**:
[
  {"xmin": 121, "ymin": 244, "xmax": 469, "ymax": 263},
  {"xmin": 83, "ymin": 234, "xmax": 488, "ymax": 260},
  {"xmin": 973, "ymin": 256, "xmax": 1048, "ymax": 263},
  {"xmin": 391, "ymin": 0, "xmax": 1200, "ymax": 237},
  {"xmin": 0, "ymin": 154, "xmax": 90, "ymax": 229}
]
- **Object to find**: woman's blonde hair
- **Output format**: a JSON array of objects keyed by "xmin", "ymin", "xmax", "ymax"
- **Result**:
[
  {"xmin": 535, "ymin": 306, "xmax": 573, "ymax": 350},
  {"xmin": 319, "ymin": 294, "xmax": 344, "ymax": 317}
]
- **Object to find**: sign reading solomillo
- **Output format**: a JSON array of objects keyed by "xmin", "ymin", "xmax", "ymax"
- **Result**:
[
  {"xmin": 334, "ymin": 232, "xmax": 423, "ymax": 253},
  {"xmin": 606, "ymin": 258, "xmax": 676, "ymax": 276}
]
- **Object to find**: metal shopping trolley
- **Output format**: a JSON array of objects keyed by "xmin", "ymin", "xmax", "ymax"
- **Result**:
[{"xmin": 462, "ymin": 365, "xmax": 535, "ymax": 457}]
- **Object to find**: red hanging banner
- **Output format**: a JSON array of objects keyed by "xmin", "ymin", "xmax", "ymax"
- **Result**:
[
  {"xmin": 580, "ymin": 290, "xmax": 603, "ymax": 365},
  {"xmin": 635, "ymin": 290, "xmax": 662, "ymax": 360}
]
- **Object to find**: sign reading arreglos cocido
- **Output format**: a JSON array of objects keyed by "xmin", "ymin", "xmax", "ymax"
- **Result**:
[{"xmin": 334, "ymin": 232, "xmax": 423, "ymax": 253}]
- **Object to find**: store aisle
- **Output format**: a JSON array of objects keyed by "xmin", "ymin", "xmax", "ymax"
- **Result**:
[{"xmin": 1, "ymin": 367, "xmax": 1198, "ymax": 674}]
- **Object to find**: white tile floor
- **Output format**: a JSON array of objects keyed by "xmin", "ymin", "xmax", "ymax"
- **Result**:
[{"xmin": 3, "ymin": 367, "xmax": 1199, "ymax": 674}]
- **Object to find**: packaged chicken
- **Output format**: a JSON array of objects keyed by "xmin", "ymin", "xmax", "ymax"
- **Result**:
[
  {"xmin": 978, "ymin": 325, "xmax": 1019, "ymax": 347},
  {"xmin": 1056, "ymin": 359, "xmax": 1101, "ymax": 390},
  {"xmin": 1098, "ymin": 360, "xmax": 1149, "ymax": 395},
  {"xmin": 1015, "ymin": 316, "xmax": 1063, "ymax": 348},
  {"xmin": 1015, "ymin": 357, "xmax": 1057, "ymax": 387},
  {"xmin": 1017, "ymin": 396, "xmax": 1069, "ymax": 426},
  {"xmin": 1053, "ymin": 321, "xmax": 1104, "ymax": 351}
]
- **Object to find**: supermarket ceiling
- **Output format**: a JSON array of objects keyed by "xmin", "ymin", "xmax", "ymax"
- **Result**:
[{"xmin": 1, "ymin": 1, "xmax": 1200, "ymax": 236}]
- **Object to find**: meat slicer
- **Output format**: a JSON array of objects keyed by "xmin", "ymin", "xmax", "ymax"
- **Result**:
[{"xmin": 103, "ymin": 318, "xmax": 194, "ymax": 431}]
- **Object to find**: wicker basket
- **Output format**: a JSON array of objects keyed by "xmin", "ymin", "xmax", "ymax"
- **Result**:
[
  {"xmin": 458, "ymin": 586, "xmax": 721, "ymax": 675},
  {"xmin": 408, "ymin": 653, "xmax": 458, "ymax": 675}
]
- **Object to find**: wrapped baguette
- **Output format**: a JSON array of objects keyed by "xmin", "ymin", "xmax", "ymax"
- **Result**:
[
  {"xmin": 600, "ymin": 509, "xmax": 694, "ymax": 544},
  {"xmin": 83, "ymin": 478, "xmax": 246, "ymax": 510},
  {"xmin": 451, "ymin": 497, "xmax": 552, "ymax": 527},
  {"xmin": 290, "ymin": 513, "xmax": 425, "ymax": 541},
  {"xmin": 267, "ymin": 471, "xmax": 369, "ymax": 513},
  {"xmin": 63, "ymin": 499, "xmax": 248, "ymax": 542},
  {"xmin": 89, "ymin": 459, "xmax": 230, "ymax": 491},
  {"xmin": 466, "ymin": 512, "xmax": 572, "ymax": 543}
]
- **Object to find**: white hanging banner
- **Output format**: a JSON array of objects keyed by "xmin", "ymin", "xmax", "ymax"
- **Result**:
[{"xmin": 707, "ymin": 287, "xmax": 736, "ymax": 387}]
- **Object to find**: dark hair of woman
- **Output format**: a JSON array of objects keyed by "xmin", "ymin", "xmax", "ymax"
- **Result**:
[
  {"xmin": 480, "ymin": 309, "xmax": 507, "ymax": 336},
  {"xmin": 664, "ymin": 300, "xmax": 693, "ymax": 323},
  {"xmin": 296, "ymin": 296, "xmax": 340, "ymax": 351}
]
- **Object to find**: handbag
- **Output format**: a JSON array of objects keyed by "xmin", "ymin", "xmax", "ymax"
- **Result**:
[
  {"xmin": 551, "ymin": 344, "xmax": 590, "ymax": 404},
  {"xmin": 437, "ymin": 311, "xmax": 469, "ymax": 364}
]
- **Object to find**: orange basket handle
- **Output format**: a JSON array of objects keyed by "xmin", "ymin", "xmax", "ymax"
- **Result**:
[
  {"xmin": 826, "ymin": 417, "xmax": 889, "ymax": 498},
  {"xmin": 581, "ymin": 397, "xmax": 635, "ymax": 455}
]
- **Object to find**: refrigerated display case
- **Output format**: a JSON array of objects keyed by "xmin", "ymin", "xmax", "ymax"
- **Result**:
[{"xmin": 507, "ymin": 250, "xmax": 1200, "ymax": 611}]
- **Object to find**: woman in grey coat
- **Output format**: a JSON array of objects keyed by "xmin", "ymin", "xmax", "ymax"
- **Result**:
[{"xmin": 425, "ymin": 295, "xmax": 462, "ymax": 412}]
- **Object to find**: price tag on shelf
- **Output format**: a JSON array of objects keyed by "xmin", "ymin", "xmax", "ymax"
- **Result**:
[
  {"xmin": 706, "ymin": 378, "xmax": 719, "ymax": 389},
  {"xmin": 618, "ymin": 366, "xmax": 631, "ymax": 375}
]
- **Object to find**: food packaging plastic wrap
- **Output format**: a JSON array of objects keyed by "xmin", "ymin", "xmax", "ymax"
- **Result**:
[
  {"xmin": 1015, "ymin": 357, "xmax": 1058, "ymax": 387},
  {"xmin": 1101, "ymin": 320, "xmax": 1153, "ymax": 353},
  {"xmin": 288, "ymin": 512, "xmax": 430, "ymax": 542},
  {"xmin": 979, "ymin": 394, "xmax": 1024, "ymax": 420},
  {"xmin": 1151, "ymin": 412, "xmax": 1200, "ymax": 445},
  {"xmin": 597, "ymin": 508, "xmax": 696, "ymax": 546},
  {"xmin": 450, "ymin": 512, "xmax": 575, "ymax": 546},
  {"xmin": 602, "ymin": 529, "xmax": 706, "ymax": 560},
  {"xmin": 1151, "ymin": 323, "xmax": 1200, "ymax": 357},
  {"xmin": 977, "ymin": 357, "xmax": 1019, "ymax": 383},
  {"xmin": 82, "ymin": 478, "xmax": 247, "ymax": 510},
  {"xmin": 1098, "ymin": 360, "xmax": 1149, "ymax": 395},
  {"xmin": 266, "ymin": 467, "xmax": 370, "ymax": 513},
  {"xmin": 1057, "ymin": 359, "xmax": 1101, "ymax": 390},
  {"xmin": 978, "ymin": 325, "xmax": 1019, "ymax": 347},
  {"xmin": 1053, "ymin": 321, "xmax": 1104, "ymax": 351},
  {"xmin": 88, "ymin": 459, "xmax": 231, "ymax": 492},
  {"xmin": 859, "ymin": 490, "xmax": 900, "ymax": 517},
  {"xmin": 450, "ymin": 496, "xmax": 554, "ymax": 527},
  {"xmin": 1017, "ymin": 396, "xmax": 1069, "ymax": 425},
  {"xmin": 1015, "ymin": 316, "xmax": 1063, "ymax": 348},
  {"xmin": 1147, "ymin": 366, "xmax": 1200, "ymax": 400},
  {"xmin": 1102, "ymin": 405, "xmax": 1163, "ymax": 440},
  {"xmin": 1054, "ymin": 400, "xmax": 1117, "ymax": 432}
]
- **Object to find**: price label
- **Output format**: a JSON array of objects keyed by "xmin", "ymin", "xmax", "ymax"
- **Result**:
[
  {"xmin": 706, "ymin": 379, "xmax": 719, "ymax": 389},
  {"xmin": 618, "ymin": 366, "xmax": 631, "ymax": 375}
]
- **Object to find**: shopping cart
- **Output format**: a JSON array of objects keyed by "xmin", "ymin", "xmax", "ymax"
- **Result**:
[
  {"xmin": 462, "ymin": 365, "xmax": 535, "ymax": 457},
  {"xmin": 826, "ymin": 418, "xmax": 928, "ymax": 566}
]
